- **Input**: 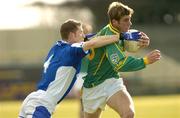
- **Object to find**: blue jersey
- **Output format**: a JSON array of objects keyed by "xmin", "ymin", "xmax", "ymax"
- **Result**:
[
  {"xmin": 18, "ymin": 40, "xmax": 90, "ymax": 117},
  {"xmin": 37, "ymin": 40, "xmax": 89, "ymax": 103}
]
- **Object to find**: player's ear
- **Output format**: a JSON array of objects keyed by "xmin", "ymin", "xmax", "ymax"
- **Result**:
[
  {"xmin": 69, "ymin": 32, "xmax": 75, "ymax": 39},
  {"xmin": 111, "ymin": 19, "xmax": 118, "ymax": 26}
]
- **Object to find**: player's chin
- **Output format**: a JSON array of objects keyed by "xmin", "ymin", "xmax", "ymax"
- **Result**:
[{"xmin": 123, "ymin": 28, "xmax": 129, "ymax": 32}]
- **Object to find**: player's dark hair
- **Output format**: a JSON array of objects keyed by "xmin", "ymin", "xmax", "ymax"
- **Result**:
[
  {"xmin": 60, "ymin": 19, "xmax": 81, "ymax": 40},
  {"xmin": 108, "ymin": 2, "xmax": 134, "ymax": 22}
]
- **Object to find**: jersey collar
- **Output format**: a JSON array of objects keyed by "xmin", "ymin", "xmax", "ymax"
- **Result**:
[
  {"xmin": 57, "ymin": 40, "xmax": 69, "ymax": 46},
  {"xmin": 108, "ymin": 22, "xmax": 119, "ymax": 35}
]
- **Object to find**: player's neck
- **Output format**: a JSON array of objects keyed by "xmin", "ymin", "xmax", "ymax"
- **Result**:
[
  {"xmin": 67, "ymin": 38, "xmax": 76, "ymax": 44},
  {"xmin": 109, "ymin": 22, "xmax": 120, "ymax": 33}
]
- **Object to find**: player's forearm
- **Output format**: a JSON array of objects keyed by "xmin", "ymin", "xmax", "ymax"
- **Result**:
[
  {"xmin": 116, "ymin": 56, "xmax": 146, "ymax": 72},
  {"xmin": 83, "ymin": 35, "xmax": 119, "ymax": 51}
]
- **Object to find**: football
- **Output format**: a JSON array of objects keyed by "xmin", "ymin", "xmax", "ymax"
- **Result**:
[{"xmin": 121, "ymin": 29, "xmax": 141, "ymax": 53}]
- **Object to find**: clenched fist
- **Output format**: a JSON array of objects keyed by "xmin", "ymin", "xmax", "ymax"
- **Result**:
[{"xmin": 144, "ymin": 50, "xmax": 161, "ymax": 64}]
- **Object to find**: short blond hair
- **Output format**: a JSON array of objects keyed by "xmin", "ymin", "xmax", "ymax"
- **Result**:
[{"xmin": 108, "ymin": 2, "xmax": 134, "ymax": 22}]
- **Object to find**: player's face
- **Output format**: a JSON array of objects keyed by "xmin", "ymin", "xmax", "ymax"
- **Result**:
[
  {"xmin": 74, "ymin": 26, "xmax": 85, "ymax": 42},
  {"xmin": 116, "ymin": 15, "xmax": 132, "ymax": 32}
]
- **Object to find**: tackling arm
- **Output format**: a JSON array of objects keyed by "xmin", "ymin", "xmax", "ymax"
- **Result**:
[{"xmin": 82, "ymin": 35, "xmax": 119, "ymax": 51}]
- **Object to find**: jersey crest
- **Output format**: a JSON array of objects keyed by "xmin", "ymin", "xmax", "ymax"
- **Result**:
[{"xmin": 110, "ymin": 53, "xmax": 120, "ymax": 65}]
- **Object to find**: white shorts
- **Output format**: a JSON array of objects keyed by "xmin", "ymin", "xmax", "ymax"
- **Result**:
[
  {"xmin": 82, "ymin": 78, "xmax": 126, "ymax": 113},
  {"xmin": 74, "ymin": 72, "xmax": 86, "ymax": 90},
  {"xmin": 19, "ymin": 90, "xmax": 55, "ymax": 118}
]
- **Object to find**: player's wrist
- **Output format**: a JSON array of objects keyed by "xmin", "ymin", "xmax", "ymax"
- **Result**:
[{"xmin": 143, "ymin": 56, "xmax": 149, "ymax": 65}]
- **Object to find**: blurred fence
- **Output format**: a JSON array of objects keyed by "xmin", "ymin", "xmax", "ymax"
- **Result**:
[
  {"xmin": 0, "ymin": 0, "xmax": 180, "ymax": 100},
  {"xmin": 0, "ymin": 24, "xmax": 180, "ymax": 100}
]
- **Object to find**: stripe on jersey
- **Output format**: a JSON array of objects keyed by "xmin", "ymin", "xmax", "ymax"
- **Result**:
[{"xmin": 45, "ymin": 66, "xmax": 76, "ymax": 104}]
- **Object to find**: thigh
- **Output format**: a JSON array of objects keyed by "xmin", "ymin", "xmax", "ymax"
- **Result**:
[
  {"xmin": 84, "ymin": 108, "xmax": 102, "ymax": 118},
  {"xmin": 82, "ymin": 86, "xmax": 106, "ymax": 114},
  {"xmin": 106, "ymin": 89, "xmax": 134, "ymax": 116}
]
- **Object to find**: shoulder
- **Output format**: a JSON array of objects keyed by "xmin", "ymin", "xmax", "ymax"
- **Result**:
[
  {"xmin": 71, "ymin": 42, "xmax": 84, "ymax": 48},
  {"xmin": 98, "ymin": 25, "xmax": 109, "ymax": 35},
  {"xmin": 98, "ymin": 25, "xmax": 115, "ymax": 36}
]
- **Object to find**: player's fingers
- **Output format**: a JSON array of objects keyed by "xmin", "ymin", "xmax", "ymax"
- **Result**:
[
  {"xmin": 140, "ymin": 32, "xmax": 150, "ymax": 40},
  {"xmin": 150, "ymin": 53, "xmax": 161, "ymax": 59},
  {"xmin": 140, "ymin": 32, "xmax": 147, "ymax": 36},
  {"xmin": 152, "ymin": 55, "xmax": 161, "ymax": 60},
  {"xmin": 150, "ymin": 53, "xmax": 161, "ymax": 62},
  {"xmin": 141, "ymin": 36, "xmax": 149, "ymax": 41},
  {"xmin": 138, "ymin": 39, "xmax": 149, "ymax": 47},
  {"xmin": 150, "ymin": 49, "xmax": 161, "ymax": 55},
  {"xmin": 153, "ymin": 56, "xmax": 161, "ymax": 62},
  {"xmin": 148, "ymin": 56, "xmax": 161, "ymax": 64}
]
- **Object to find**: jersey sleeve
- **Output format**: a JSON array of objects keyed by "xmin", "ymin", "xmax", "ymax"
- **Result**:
[
  {"xmin": 70, "ymin": 42, "xmax": 90, "ymax": 58},
  {"xmin": 105, "ymin": 43, "xmax": 146, "ymax": 72}
]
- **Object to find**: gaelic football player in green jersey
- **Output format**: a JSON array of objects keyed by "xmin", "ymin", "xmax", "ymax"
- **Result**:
[{"xmin": 82, "ymin": 2, "xmax": 161, "ymax": 118}]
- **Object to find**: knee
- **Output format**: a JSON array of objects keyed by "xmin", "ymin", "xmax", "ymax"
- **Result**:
[{"xmin": 121, "ymin": 110, "xmax": 135, "ymax": 118}]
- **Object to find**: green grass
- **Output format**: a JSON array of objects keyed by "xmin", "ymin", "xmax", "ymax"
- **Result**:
[{"xmin": 0, "ymin": 94, "xmax": 180, "ymax": 118}]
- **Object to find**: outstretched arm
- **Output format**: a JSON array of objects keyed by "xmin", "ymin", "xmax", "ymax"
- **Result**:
[
  {"xmin": 119, "ymin": 49, "xmax": 161, "ymax": 71},
  {"xmin": 105, "ymin": 43, "xmax": 146, "ymax": 72},
  {"xmin": 82, "ymin": 35, "xmax": 119, "ymax": 51},
  {"xmin": 105, "ymin": 42, "xmax": 161, "ymax": 72}
]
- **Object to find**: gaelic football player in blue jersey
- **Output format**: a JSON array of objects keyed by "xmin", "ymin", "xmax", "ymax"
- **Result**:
[{"xmin": 18, "ymin": 19, "xmax": 120, "ymax": 118}]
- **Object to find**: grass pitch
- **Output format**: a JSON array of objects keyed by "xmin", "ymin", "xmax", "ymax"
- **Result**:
[{"xmin": 0, "ymin": 94, "xmax": 180, "ymax": 118}]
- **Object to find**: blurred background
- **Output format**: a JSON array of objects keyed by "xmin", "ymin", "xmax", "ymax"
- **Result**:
[{"xmin": 0, "ymin": 0, "xmax": 180, "ymax": 117}]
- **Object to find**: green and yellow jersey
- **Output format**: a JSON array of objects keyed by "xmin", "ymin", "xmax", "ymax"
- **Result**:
[{"xmin": 83, "ymin": 23, "xmax": 146, "ymax": 88}]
